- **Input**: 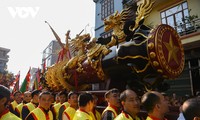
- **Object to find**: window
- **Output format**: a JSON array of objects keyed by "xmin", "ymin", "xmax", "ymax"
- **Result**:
[
  {"xmin": 101, "ymin": 0, "xmax": 114, "ymax": 19},
  {"xmin": 101, "ymin": 30, "xmax": 112, "ymax": 38},
  {"xmin": 47, "ymin": 57, "xmax": 51, "ymax": 67},
  {"xmin": 161, "ymin": 2, "xmax": 189, "ymax": 33}
]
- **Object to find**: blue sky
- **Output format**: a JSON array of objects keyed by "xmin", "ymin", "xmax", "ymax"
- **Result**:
[{"xmin": 0, "ymin": 0, "xmax": 95, "ymax": 84}]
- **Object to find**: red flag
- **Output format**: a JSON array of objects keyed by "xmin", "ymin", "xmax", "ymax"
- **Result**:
[
  {"xmin": 20, "ymin": 68, "xmax": 31, "ymax": 93},
  {"xmin": 12, "ymin": 71, "xmax": 20, "ymax": 93}
]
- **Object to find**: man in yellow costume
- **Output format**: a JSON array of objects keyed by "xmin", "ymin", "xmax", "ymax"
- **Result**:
[
  {"xmin": 73, "ymin": 92, "xmax": 94, "ymax": 120},
  {"xmin": 62, "ymin": 91, "xmax": 79, "ymax": 120},
  {"xmin": 0, "ymin": 85, "xmax": 21, "ymax": 120},
  {"xmin": 25, "ymin": 91, "xmax": 53, "ymax": 120},
  {"xmin": 15, "ymin": 91, "xmax": 31, "ymax": 118},
  {"xmin": 9, "ymin": 91, "xmax": 22, "ymax": 114},
  {"xmin": 115, "ymin": 89, "xmax": 143, "ymax": 120},
  {"xmin": 102, "ymin": 88, "xmax": 121, "ymax": 120},
  {"xmin": 52, "ymin": 91, "xmax": 68, "ymax": 120},
  {"xmin": 22, "ymin": 89, "xmax": 41, "ymax": 120}
]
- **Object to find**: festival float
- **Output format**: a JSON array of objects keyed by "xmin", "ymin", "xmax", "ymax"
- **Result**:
[{"xmin": 43, "ymin": 0, "xmax": 185, "ymax": 95}]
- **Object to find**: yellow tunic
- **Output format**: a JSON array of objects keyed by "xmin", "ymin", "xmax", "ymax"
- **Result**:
[
  {"xmin": 115, "ymin": 112, "xmax": 141, "ymax": 120},
  {"xmin": 10, "ymin": 100, "xmax": 19, "ymax": 111},
  {"xmin": 102, "ymin": 105, "xmax": 118, "ymax": 118},
  {"xmin": 62, "ymin": 107, "xmax": 76, "ymax": 120},
  {"xmin": 25, "ymin": 102, "xmax": 37, "ymax": 112},
  {"xmin": 0, "ymin": 109, "xmax": 21, "ymax": 120},
  {"xmin": 28, "ymin": 107, "xmax": 53, "ymax": 120},
  {"xmin": 89, "ymin": 109, "xmax": 101, "ymax": 120},
  {"xmin": 73, "ymin": 109, "xmax": 92, "ymax": 120},
  {"xmin": 15, "ymin": 103, "xmax": 24, "ymax": 118},
  {"xmin": 52, "ymin": 103, "xmax": 62, "ymax": 120},
  {"xmin": 62, "ymin": 102, "xmax": 70, "ymax": 109}
]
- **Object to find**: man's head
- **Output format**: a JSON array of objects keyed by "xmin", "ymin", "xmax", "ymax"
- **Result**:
[
  {"xmin": 23, "ymin": 91, "xmax": 32, "ymax": 103},
  {"xmin": 78, "ymin": 92, "xmax": 94, "ymax": 112},
  {"xmin": 0, "ymin": 85, "xmax": 10, "ymax": 108},
  {"xmin": 31, "ymin": 89, "xmax": 41, "ymax": 103},
  {"xmin": 59, "ymin": 91, "xmax": 67, "ymax": 104},
  {"xmin": 105, "ymin": 88, "xmax": 120, "ymax": 107},
  {"xmin": 182, "ymin": 97, "xmax": 200, "ymax": 120},
  {"xmin": 68, "ymin": 91, "xmax": 79, "ymax": 109},
  {"xmin": 120, "ymin": 89, "xmax": 140, "ymax": 116},
  {"xmin": 39, "ymin": 91, "xmax": 52, "ymax": 110},
  {"xmin": 141, "ymin": 91, "xmax": 169, "ymax": 116},
  {"xmin": 13, "ymin": 91, "xmax": 22, "ymax": 103}
]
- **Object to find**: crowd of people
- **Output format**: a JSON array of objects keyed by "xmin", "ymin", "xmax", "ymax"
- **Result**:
[{"xmin": 0, "ymin": 84, "xmax": 200, "ymax": 120}]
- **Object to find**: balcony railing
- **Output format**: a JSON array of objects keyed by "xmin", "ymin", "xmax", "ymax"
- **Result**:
[{"xmin": 174, "ymin": 18, "xmax": 200, "ymax": 36}]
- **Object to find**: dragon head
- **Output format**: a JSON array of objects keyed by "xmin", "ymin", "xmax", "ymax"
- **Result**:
[{"xmin": 104, "ymin": 11, "xmax": 122, "ymax": 32}]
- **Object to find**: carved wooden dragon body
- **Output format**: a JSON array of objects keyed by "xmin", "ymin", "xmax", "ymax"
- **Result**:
[{"xmin": 43, "ymin": 0, "xmax": 184, "ymax": 93}]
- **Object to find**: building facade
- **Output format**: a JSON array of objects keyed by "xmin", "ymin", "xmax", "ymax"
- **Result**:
[
  {"xmin": 144, "ymin": 0, "xmax": 200, "ymax": 96},
  {"xmin": 93, "ymin": 0, "xmax": 200, "ymax": 96},
  {"xmin": 42, "ymin": 40, "xmax": 62, "ymax": 69},
  {"xmin": 93, "ymin": 0, "xmax": 123, "ymax": 38},
  {"xmin": 0, "ymin": 47, "xmax": 10, "ymax": 73}
]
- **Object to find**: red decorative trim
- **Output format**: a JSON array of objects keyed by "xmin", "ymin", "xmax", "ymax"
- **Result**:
[
  {"xmin": 0, "ymin": 109, "xmax": 9, "ymax": 118},
  {"xmin": 108, "ymin": 104, "xmax": 119, "ymax": 114},
  {"xmin": 122, "ymin": 111, "xmax": 129, "ymax": 118},
  {"xmin": 63, "ymin": 112, "xmax": 70, "ymax": 120},
  {"xmin": 63, "ymin": 105, "xmax": 66, "ymax": 110},
  {"xmin": 38, "ymin": 106, "xmax": 50, "ymax": 120},
  {"xmin": 32, "ymin": 113, "xmax": 38, "ymax": 120},
  {"xmin": 15, "ymin": 108, "xmax": 20, "ymax": 115}
]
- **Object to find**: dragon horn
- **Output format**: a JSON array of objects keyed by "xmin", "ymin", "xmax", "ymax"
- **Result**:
[{"xmin": 45, "ymin": 21, "xmax": 65, "ymax": 50}]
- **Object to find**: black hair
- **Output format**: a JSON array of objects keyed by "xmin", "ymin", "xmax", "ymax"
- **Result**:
[
  {"xmin": 31, "ymin": 90, "xmax": 41, "ymax": 98},
  {"xmin": 182, "ymin": 97, "xmax": 200, "ymax": 120},
  {"xmin": 0, "ymin": 85, "xmax": 11, "ymax": 106},
  {"xmin": 59, "ymin": 91, "xmax": 68, "ymax": 97},
  {"xmin": 68, "ymin": 91, "xmax": 79, "ymax": 99},
  {"xmin": 13, "ymin": 91, "xmax": 21, "ymax": 96},
  {"xmin": 104, "ymin": 88, "xmax": 120, "ymax": 99},
  {"xmin": 120, "ymin": 89, "xmax": 132, "ymax": 102},
  {"xmin": 39, "ymin": 91, "xmax": 51, "ymax": 99},
  {"xmin": 141, "ymin": 92, "xmax": 160, "ymax": 113},
  {"xmin": 78, "ymin": 92, "xmax": 93, "ymax": 107}
]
